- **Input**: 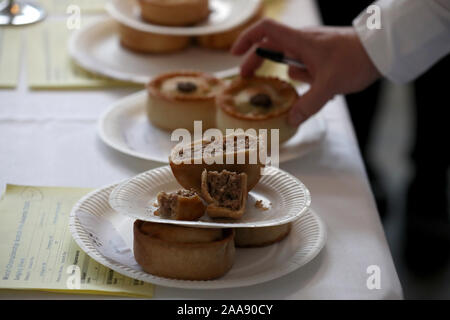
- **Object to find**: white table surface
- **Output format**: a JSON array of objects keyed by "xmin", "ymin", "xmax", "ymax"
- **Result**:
[{"xmin": 0, "ymin": 0, "xmax": 403, "ymax": 299}]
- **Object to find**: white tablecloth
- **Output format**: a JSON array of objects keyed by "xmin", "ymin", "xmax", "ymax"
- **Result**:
[{"xmin": 0, "ymin": 0, "xmax": 403, "ymax": 299}]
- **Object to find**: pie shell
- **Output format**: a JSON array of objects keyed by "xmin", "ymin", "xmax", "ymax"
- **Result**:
[
  {"xmin": 134, "ymin": 220, "xmax": 235, "ymax": 280},
  {"xmin": 156, "ymin": 191, "xmax": 206, "ymax": 221},
  {"xmin": 234, "ymin": 223, "xmax": 291, "ymax": 247},
  {"xmin": 147, "ymin": 71, "xmax": 223, "ymax": 131},
  {"xmin": 118, "ymin": 23, "xmax": 190, "ymax": 54},
  {"xmin": 138, "ymin": 0, "xmax": 210, "ymax": 26},
  {"xmin": 196, "ymin": 4, "xmax": 263, "ymax": 50},
  {"xmin": 200, "ymin": 169, "xmax": 248, "ymax": 220}
]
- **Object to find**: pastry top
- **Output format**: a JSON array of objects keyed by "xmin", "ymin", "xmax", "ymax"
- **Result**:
[
  {"xmin": 148, "ymin": 71, "xmax": 223, "ymax": 102},
  {"xmin": 216, "ymin": 76, "xmax": 299, "ymax": 120}
]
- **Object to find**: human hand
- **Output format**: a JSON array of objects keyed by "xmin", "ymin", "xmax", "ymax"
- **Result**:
[{"xmin": 231, "ymin": 19, "xmax": 381, "ymax": 126}]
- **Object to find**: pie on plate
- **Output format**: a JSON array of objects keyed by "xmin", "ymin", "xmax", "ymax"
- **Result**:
[
  {"xmin": 147, "ymin": 71, "xmax": 224, "ymax": 131},
  {"xmin": 169, "ymin": 132, "xmax": 265, "ymax": 193},
  {"xmin": 138, "ymin": 0, "xmax": 210, "ymax": 26},
  {"xmin": 196, "ymin": 3, "xmax": 263, "ymax": 50},
  {"xmin": 134, "ymin": 220, "xmax": 235, "ymax": 280},
  {"xmin": 216, "ymin": 76, "xmax": 299, "ymax": 144},
  {"xmin": 201, "ymin": 169, "xmax": 248, "ymax": 219}
]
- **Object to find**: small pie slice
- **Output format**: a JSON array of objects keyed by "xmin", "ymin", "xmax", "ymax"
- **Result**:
[{"xmin": 155, "ymin": 189, "xmax": 205, "ymax": 221}]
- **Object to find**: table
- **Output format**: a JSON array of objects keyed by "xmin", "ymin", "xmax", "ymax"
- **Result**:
[{"xmin": 0, "ymin": 0, "xmax": 403, "ymax": 299}]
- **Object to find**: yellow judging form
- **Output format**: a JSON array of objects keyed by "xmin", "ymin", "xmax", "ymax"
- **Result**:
[
  {"xmin": 0, "ymin": 184, "xmax": 153, "ymax": 297},
  {"xmin": 0, "ymin": 28, "xmax": 21, "ymax": 88}
]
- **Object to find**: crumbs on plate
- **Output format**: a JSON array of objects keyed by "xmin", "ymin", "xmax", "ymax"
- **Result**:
[{"xmin": 255, "ymin": 199, "xmax": 271, "ymax": 211}]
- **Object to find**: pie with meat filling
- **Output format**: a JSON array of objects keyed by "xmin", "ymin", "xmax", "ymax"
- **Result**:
[
  {"xmin": 216, "ymin": 76, "xmax": 299, "ymax": 144},
  {"xmin": 147, "ymin": 71, "xmax": 223, "ymax": 131}
]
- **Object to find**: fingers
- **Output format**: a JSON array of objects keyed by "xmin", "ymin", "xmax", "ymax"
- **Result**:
[
  {"xmin": 240, "ymin": 40, "xmax": 280, "ymax": 77},
  {"xmin": 288, "ymin": 66, "xmax": 313, "ymax": 83},
  {"xmin": 231, "ymin": 19, "xmax": 300, "ymax": 56},
  {"xmin": 288, "ymin": 85, "xmax": 331, "ymax": 126}
]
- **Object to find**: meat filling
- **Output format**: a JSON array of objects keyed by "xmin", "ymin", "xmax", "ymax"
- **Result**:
[
  {"xmin": 206, "ymin": 170, "xmax": 244, "ymax": 211},
  {"xmin": 157, "ymin": 189, "xmax": 197, "ymax": 217}
]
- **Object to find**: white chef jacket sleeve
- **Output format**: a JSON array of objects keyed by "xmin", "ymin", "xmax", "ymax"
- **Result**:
[{"xmin": 352, "ymin": 0, "xmax": 450, "ymax": 84}]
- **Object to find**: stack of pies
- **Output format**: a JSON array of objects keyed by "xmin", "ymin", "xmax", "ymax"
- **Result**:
[
  {"xmin": 134, "ymin": 220, "xmax": 235, "ymax": 280},
  {"xmin": 133, "ymin": 132, "xmax": 294, "ymax": 280},
  {"xmin": 109, "ymin": 0, "xmax": 264, "ymax": 54}
]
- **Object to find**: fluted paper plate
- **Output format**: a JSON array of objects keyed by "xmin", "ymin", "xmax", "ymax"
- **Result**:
[
  {"xmin": 97, "ymin": 90, "xmax": 327, "ymax": 163},
  {"xmin": 106, "ymin": 0, "xmax": 262, "ymax": 36},
  {"xmin": 69, "ymin": 183, "xmax": 326, "ymax": 289},
  {"xmin": 109, "ymin": 166, "xmax": 311, "ymax": 228},
  {"xmin": 69, "ymin": 18, "xmax": 242, "ymax": 84}
]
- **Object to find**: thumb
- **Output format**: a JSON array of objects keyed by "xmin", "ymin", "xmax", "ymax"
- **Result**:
[{"xmin": 288, "ymin": 85, "xmax": 331, "ymax": 126}]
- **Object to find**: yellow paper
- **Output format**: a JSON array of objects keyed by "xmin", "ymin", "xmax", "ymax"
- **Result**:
[
  {"xmin": 40, "ymin": 0, "xmax": 106, "ymax": 14},
  {"xmin": 26, "ymin": 20, "xmax": 137, "ymax": 89},
  {"xmin": 0, "ymin": 184, "xmax": 154, "ymax": 298},
  {"xmin": 0, "ymin": 28, "xmax": 21, "ymax": 88}
]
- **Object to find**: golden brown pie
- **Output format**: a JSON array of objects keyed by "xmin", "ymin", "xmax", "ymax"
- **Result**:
[
  {"xmin": 138, "ymin": 0, "xmax": 210, "ymax": 26},
  {"xmin": 147, "ymin": 71, "xmax": 224, "ymax": 132},
  {"xmin": 134, "ymin": 220, "xmax": 235, "ymax": 280},
  {"xmin": 216, "ymin": 76, "xmax": 299, "ymax": 144},
  {"xmin": 169, "ymin": 131, "xmax": 265, "ymax": 193},
  {"xmin": 155, "ymin": 189, "xmax": 205, "ymax": 221},
  {"xmin": 196, "ymin": 4, "xmax": 263, "ymax": 50},
  {"xmin": 201, "ymin": 169, "xmax": 247, "ymax": 219},
  {"xmin": 118, "ymin": 23, "xmax": 190, "ymax": 53},
  {"xmin": 234, "ymin": 223, "xmax": 291, "ymax": 247}
]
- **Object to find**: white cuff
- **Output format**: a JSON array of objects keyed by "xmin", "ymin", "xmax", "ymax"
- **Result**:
[{"xmin": 353, "ymin": 0, "xmax": 450, "ymax": 84}]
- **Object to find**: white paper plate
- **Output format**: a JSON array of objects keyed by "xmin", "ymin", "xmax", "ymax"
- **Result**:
[
  {"xmin": 69, "ymin": 183, "xmax": 326, "ymax": 289},
  {"xmin": 98, "ymin": 90, "xmax": 327, "ymax": 164},
  {"xmin": 68, "ymin": 18, "xmax": 242, "ymax": 83},
  {"xmin": 106, "ymin": 0, "xmax": 262, "ymax": 36},
  {"xmin": 109, "ymin": 165, "xmax": 311, "ymax": 228}
]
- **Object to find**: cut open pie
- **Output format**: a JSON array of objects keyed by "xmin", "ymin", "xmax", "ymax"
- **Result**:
[
  {"xmin": 155, "ymin": 189, "xmax": 205, "ymax": 221},
  {"xmin": 234, "ymin": 223, "xmax": 292, "ymax": 247},
  {"xmin": 169, "ymin": 131, "xmax": 265, "ymax": 193},
  {"xmin": 201, "ymin": 169, "xmax": 248, "ymax": 219}
]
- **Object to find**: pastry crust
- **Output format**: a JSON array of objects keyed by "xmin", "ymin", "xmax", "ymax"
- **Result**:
[
  {"xmin": 134, "ymin": 220, "xmax": 235, "ymax": 280},
  {"xmin": 147, "ymin": 71, "xmax": 223, "ymax": 131},
  {"xmin": 139, "ymin": 221, "xmax": 223, "ymax": 243},
  {"xmin": 196, "ymin": 4, "xmax": 263, "ymax": 50},
  {"xmin": 138, "ymin": 0, "xmax": 210, "ymax": 26},
  {"xmin": 216, "ymin": 76, "xmax": 299, "ymax": 144},
  {"xmin": 155, "ymin": 189, "xmax": 205, "ymax": 221},
  {"xmin": 118, "ymin": 23, "xmax": 190, "ymax": 53},
  {"xmin": 234, "ymin": 223, "xmax": 292, "ymax": 248},
  {"xmin": 201, "ymin": 169, "xmax": 247, "ymax": 219},
  {"xmin": 169, "ymin": 132, "xmax": 265, "ymax": 193}
]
